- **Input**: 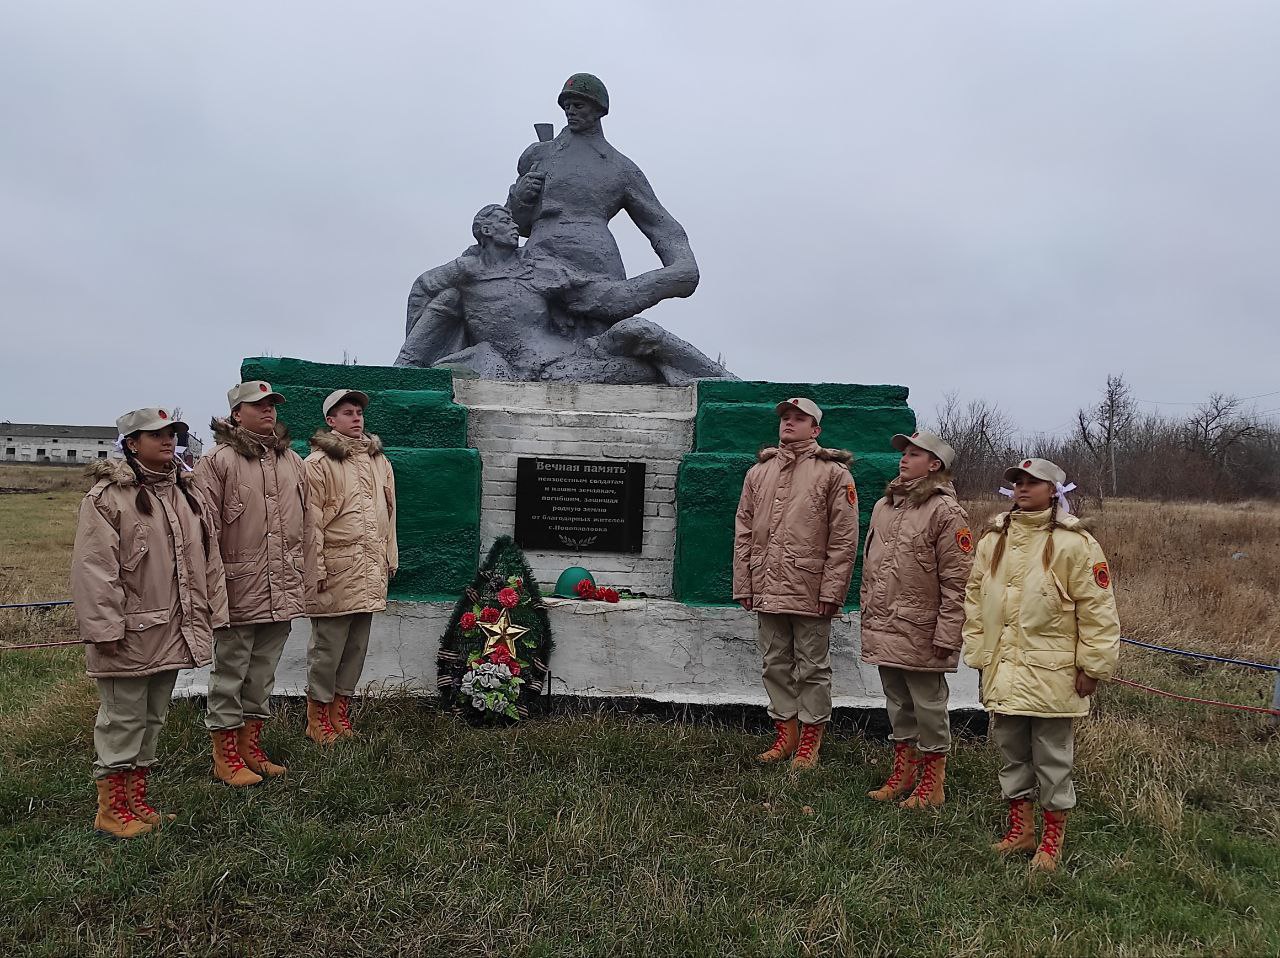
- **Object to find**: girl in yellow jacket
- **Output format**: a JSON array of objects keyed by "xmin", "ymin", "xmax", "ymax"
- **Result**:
[{"xmin": 962, "ymin": 458, "xmax": 1119, "ymax": 872}]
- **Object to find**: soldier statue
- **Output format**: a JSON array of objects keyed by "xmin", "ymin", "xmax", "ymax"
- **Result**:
[{"xmin": 395, "ymin": 73, "xmax": 731, "ymax": 385}]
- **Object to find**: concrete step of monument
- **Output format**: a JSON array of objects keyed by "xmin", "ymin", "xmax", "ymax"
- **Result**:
[
  {"xmin": 454, "ymin": 380, "xmax": 696, "ymax": 418},
  {"xmin": 172, "ymin": 599, "xmax": 981, "ymax": 710}
]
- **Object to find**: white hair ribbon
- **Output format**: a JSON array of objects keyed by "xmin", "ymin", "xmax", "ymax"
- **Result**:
[
  {"xmin": 996, "ymin": 481, "xmax": 1077, "ymax": 514},
  {"xmin": 1055, "ymin": 481, "xmax": 1077, "ymax": 515}
]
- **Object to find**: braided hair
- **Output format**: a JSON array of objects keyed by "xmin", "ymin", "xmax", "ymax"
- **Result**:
[
  {"xmin": 122, "ymin": 436, "xmax": 204, "ymax": 522},
  {"xmin": 988, "ymin": 507, "xmax": 1015, "ymax": 574},
  {"xmin": 1041, "ymin": 497, "xmax": 1059, "ymax": 571},
  {"xmin": 121, "ymin": 442, "xmax": 154, "ymax": 516},
  {"xmin": 988, "ymin": 496, "xmax": 1061, "ymax": 575}
]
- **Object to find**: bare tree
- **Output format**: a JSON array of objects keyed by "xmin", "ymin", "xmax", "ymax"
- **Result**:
[
  {"xmin": 1075, "ymin": 374, "xmax": 1137, "ymax": 501},
  {"xmin": 928, "ymin": 392, "xmax": 1019, "ymax": 496},
  {"xmin": 1182, "ymin": 393, "xmax": 1261, "ymax": 495}
]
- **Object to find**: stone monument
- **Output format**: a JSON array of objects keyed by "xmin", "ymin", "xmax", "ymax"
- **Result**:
[
  {"xmin": 177, "ymin": 76, "xmax": 982, "ymax": 713},
  {"xmin": 395, "ymin": 73, "xmax": 733, "ymax": 386}
]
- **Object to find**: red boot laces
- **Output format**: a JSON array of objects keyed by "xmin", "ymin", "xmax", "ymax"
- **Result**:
[
  {"xmin": 766, "ymin": 721, "xmax": 791, "ymax": 753},
  {"xmin": 335, "ymin": 698, "xmax": 353, "ymax": 732},
  {"xmin": 884, "ymin": 743, "xmax": 913, "ymax": 787},
  {"xmin": 1001, "ymin": 800, "xmax": 1031, "ymax": 842},
  {"xmin": 1040, "ymin": 815, "xmax": 1065, "ymax": 855},
  {"xmin": 130, "ymin": 769, "xmax": 158, "ymax": 818},
  {"xmin": 219, "ymin": 731, "xmax": 248, "ymax": 769},
  {"xmin": 795, "ymin": 725, "xmax": 821, "ymax": 759},
  {"xmin": 317, "ymin": 707, "xmax": 338, "ymax": 738},
  {"xmin": 913, "ymin": 755, "xmax": 942, "ymax": 792},
  {"xmin": 109, "ymin": 775, "xmax": 139, "ymax": 822},
  {"xmin": 244, "ymin": 723, "xmax": 269, "ymax": 763}
]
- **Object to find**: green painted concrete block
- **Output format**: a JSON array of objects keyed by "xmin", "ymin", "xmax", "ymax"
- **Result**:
[
  {"xmin": 262, "ymin": 385, "xmax": 465, "ymax": 449},
  {"xmin": 695, "ymin": 403, "xmax": 916, "ymax": 454},
  {"xmin": 384, "ymin": 447, "xmax": 481, "ymax": 601},
  {"xmin": 673, "ymin": 454, "xmax": 754, "ymax": 605},
  {"xmin": 236, "ymin": 356, "xmax": 479, "ymax": 601},
  {"xmin": 240, "ymin": 356, "xmax": 453, "ymax": 394},
  {"xmin": 673, "ymin": 450, "xmax": 892, "ymax": 608},
  {"xmin": 696, "ymin": 380, "xmax": 910, "ymax": 408},
  {"xmin": 672, "ymin": 379, "xmax": 916, "ymax": 607}
]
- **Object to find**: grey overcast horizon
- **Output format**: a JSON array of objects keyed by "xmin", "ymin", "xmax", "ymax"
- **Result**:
[{"xmin": 3, "ymin": 2, "xmax": 1278, "ymax": 446}]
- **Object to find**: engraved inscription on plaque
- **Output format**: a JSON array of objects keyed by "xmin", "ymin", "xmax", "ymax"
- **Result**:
[{"xmin": 515, "ymin": 457, "xmax": 646, "ymax": 553}]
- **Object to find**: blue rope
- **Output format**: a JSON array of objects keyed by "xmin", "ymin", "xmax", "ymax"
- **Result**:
[
  {"xmin": 1121, "ymin": 637, "xmax": 1279, "ymax": 673},
  {"xmin": 0, "ymin": 600, "xmax": 73, "ymax": 610}
]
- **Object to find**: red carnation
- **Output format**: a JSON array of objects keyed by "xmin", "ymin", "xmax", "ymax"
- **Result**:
[
  {"xmin": 479, "ymin": 606, "xmax": 500, "ymax": 623},
  {"xmin": 574, "ymin": 578, "xmax": 597, "ymax": 600},
  {"xmin": 498, "ymin": 587, "xmax": 519, "ymax": 609},
  {"xmin": 600, "ymin": 588, "xmax": 620, "ymax": 603},
  {"xmin": 459, "ymin": 611, "xmax": 477, "ymax": 631}
]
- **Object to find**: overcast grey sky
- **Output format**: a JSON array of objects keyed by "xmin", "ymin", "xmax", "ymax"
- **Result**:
[{"xmin": 3, "ymin": 1, "xmax": 1278, "ymax": 441}]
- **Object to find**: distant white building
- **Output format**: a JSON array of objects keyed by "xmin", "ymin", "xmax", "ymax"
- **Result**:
[{"xmin": 0, "ymin": 423, "xmax": 204, "ymax": 465}]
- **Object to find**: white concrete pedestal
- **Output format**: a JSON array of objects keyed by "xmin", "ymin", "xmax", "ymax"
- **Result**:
[
  {"xmin": 454, "ymin": 380, "xmax": 694, "ymax": 598},
  {"xmin": 174, "ymin": 600, "xmax": 981, "ymax": 710}
]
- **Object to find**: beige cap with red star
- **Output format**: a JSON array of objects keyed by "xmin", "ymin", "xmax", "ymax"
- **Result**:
[
  {"xmin": 116, "ymin": 407, "xmax": 188, "ymax": 435},
  {"xmin": 891, "ymin": 429, "xmax": 956, "ymax": 470},
  {"xmin": 227, "ymin": 380, "xmax": 285, "ymax": 411},
  {"xmin": 774, "ymin": 397, "xmax": 823, "ymax": 424}
]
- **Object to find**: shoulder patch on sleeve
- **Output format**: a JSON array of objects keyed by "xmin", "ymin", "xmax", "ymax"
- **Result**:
[
  {"xmin": 1092, "ymin": 561, "xmax": 1111, "ymax": 590},
  {"xmin": 846, "ymin": 482, "xmax": 857, "ymax": 507},
  {"xmin": 956, "ymin": 527, "xmax": 974, "ymax": 554}
]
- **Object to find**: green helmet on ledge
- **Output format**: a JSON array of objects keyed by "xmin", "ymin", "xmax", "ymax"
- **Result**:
[
  {"xmin": 554, "ymin": 566, "xmax": 596, "ymax": 598},
  {"xmin": 557, "ymin": 73, "xmax": 609, "ymax": 116}
]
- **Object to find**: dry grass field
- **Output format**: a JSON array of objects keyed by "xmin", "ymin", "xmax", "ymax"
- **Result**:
[{"xmin": 1, "ymin": 465, "xmax": 1277, "ymax": 957}]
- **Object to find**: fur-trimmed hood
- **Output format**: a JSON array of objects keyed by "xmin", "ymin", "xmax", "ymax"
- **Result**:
[
  {"xmin": 84, "ymin": 457, "xmax": 192, "ymax": 490},
  {"xmin": 883, "ymin": 472, "xmax": 957, "ymax": 506},
  {"xmin": 209, "ymin": 417, "xmax": 293, "ymax": 458},
  {"xmin": 989, "ymin": 508, "xmax": 1089, "ymax": 534},
  {"xmin": 757, "ymin": 443, "xmax": 854, "ymax": 465},
  {"xmin": 309, "ymin": 429, "xmax": 384, "ymax": 460}
]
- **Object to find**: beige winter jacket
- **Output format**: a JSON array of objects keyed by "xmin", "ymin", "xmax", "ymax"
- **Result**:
[
  {"xmin": 860, "ymin": 474, "xmax": 973, "ymax": 672},
  {"xmin": 71, "ymin": 459, "xmax": 228, "ymax": 679},
  {"xmin": 195, "ymin": 418, "xmax": 311, "ymax": 627},
  {"xmin": 732, "ymin": 439, "xmax": 860, "ymax": 617},
  {"xmin": 962, "ymin": 508, "xmax": 1121, "ymax": 718},
  {"xmin": 304, "ymin": 429, "xmax": 398, "ymax": 617}
]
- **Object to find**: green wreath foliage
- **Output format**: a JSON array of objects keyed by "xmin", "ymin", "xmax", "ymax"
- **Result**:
[{"xmin": 436, "ymin": 536, "xmax": 553, "ymax": 723}]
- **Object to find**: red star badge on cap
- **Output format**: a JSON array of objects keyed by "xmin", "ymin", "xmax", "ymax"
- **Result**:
[
  {"xmin": 158, "ymin": 409, "xmax": 168, "ymax": 419},
  {"xmin": 259, "ymin": 383, "xmax": 269, "ymax": 392},
  {"xmin": 1022, "ymin": 460, "xmax": 1032, "ymax": 468}
]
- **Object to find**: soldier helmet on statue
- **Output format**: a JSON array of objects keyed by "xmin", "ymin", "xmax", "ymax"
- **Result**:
[{"xmin": 558, "ymin": 73, "xmax": 609, "ymax": 115}]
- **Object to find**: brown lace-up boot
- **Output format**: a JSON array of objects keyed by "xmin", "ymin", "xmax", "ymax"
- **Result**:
[
  {"xmin": 94, "ymin": 772, "xmax": 153, "ymax": 838},
  {"xmin": 306, "ymin": 698, "xmax": 338, "ymax": 746},
  {"xmin": 329, "ymin": 694, "xmax": 356, "ymax": 739},
  {"xmin": 237, "ymin": 720, "xmax": 287, "ymax": 777},
  {"xmin": 210, "ymin": 729, "xmax": 263, "ymax": 787},
  {"xmin": 991, "ymin": 798, "xmax": 1037, "ymax": 855},
  {"xmin": 789, "ymin": 723, "xmax": 826, "ymax": 772},
  {"xmin": 126, "ymin": 767, "xmax": 175, "ymax": 825},
  {"xmin": 1031, "ymin": 810, "xmax": 1068, "ymax": 872},
  {"xmin": 899, "ymin": 753, "xmax": 947, "ymax": 809},
  {"xmin": 756, "ymin": 718, "xmax": 799, "ymax": 763},
  {"xmin": 867, "ymin": 742, "xmax": 919, "ymax": 801}
]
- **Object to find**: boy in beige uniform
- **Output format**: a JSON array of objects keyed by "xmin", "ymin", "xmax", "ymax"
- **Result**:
[
  {"xmin": 860, "ymin": 430, "xmax": 972, "ymax": 808},
  {"xmin": 196, "ymin": 381, "xmax": 311, "ymax": 786},
  {"xmin": 303, "ymin": 389, "xmax": 398, "ymax": 744},
  {"xmin": 733, "ymin": 398, "xmax": 859, "ymax": 770}
]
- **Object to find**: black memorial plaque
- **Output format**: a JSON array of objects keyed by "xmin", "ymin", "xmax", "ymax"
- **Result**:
[{"xmin": 515, "ymin": 457, "xmax": 646, "ymax": 553}]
